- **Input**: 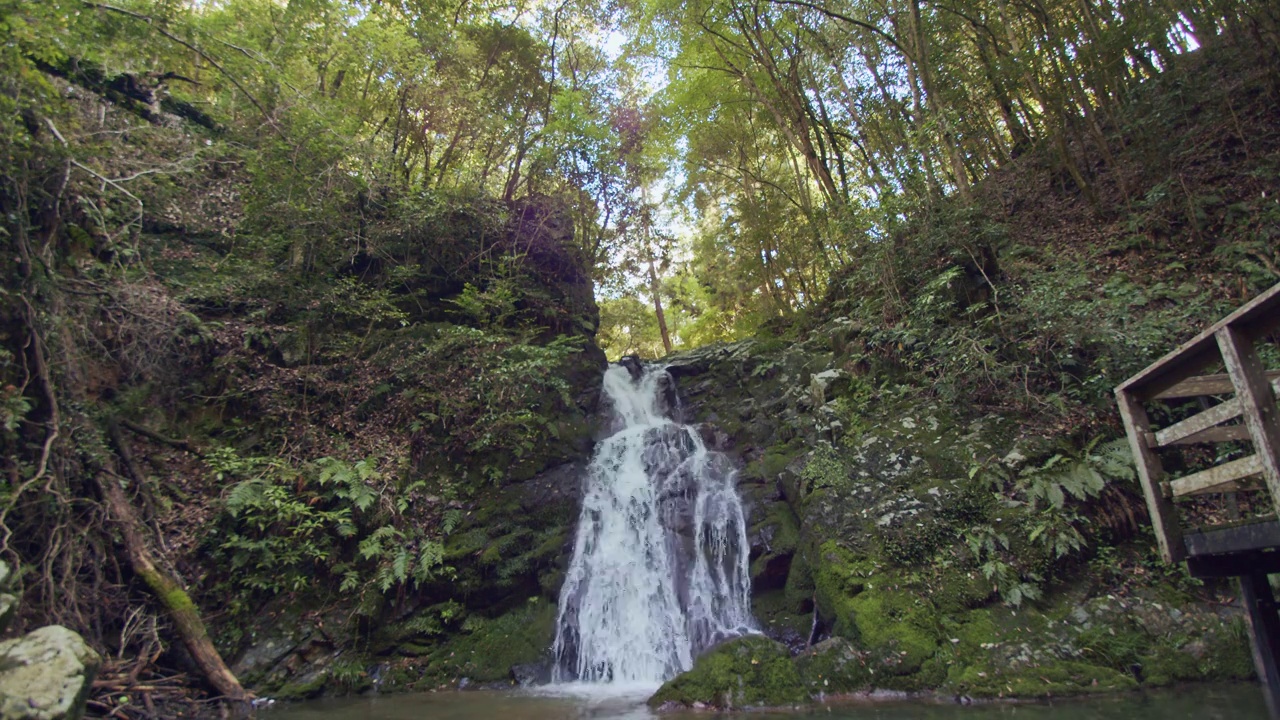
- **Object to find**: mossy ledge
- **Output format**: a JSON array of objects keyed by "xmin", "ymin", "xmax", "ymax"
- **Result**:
[{"xmin": 648, "ymin": 636, "xmax": 807, "ymax": 710}]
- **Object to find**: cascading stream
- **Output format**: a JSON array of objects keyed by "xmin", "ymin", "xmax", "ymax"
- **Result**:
[{"xmin": 552, "ymin": 363, "xmax": 756, "ymax": 685}]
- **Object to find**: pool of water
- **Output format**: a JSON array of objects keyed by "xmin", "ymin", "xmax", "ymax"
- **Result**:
[{"xmin": 261, "ymin": 682, "xmax": 1266, "ymax": 720}]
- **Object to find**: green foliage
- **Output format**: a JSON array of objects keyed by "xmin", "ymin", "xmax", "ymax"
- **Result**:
[
  {"xmin": 209, "ymin": 448, "xmax": 352, "ymax": 595},
  {"xmin": 954, "ymin": 438, "xmax": 1138, "ymax": 605},
  {"xmin": 206, "ymin": 450, "xmax": 452, "ymax": 612},
  {"xmin": 391, "ymin": 326, "xmax": 582, "ymax": 472},
  {"xmin": 798, "ymin": 445, "xmax": 847, "ymax": 492}
]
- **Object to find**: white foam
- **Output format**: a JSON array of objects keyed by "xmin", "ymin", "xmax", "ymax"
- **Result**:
[{"xmin": 551, "ymin": 364, "xmax": 756, "ymax": 686}]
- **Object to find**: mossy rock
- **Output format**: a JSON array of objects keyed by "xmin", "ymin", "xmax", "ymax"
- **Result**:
[
  {"xmin": 423, "ymin": 598, "xmax": 557, "ymax": 684},
  {"xmin": 810, "ymin": 543, "xmax": 939, "ymax": 676},
  {"xmin": 840, "ymin": 579, "xmax": 941, "ymax": 674},
  {"xmin": 783, "ymin": 553, "xmax": 815, "ymax": 611},
  {"xmin": 949, "ymin": 658, "xmax": 1137, "ymax": 698},
  {"xmin": 809, "ymin": 540, "xmax": 874, "ymax": 619},
  {"xmin": 274, "ymin": 668, "xmax": 330, "ymax": 701},
  {"xmin": 647, "ymin": 636, "xmax": 808, "ymax": 709},
  {"xmin": 793, "ymin": 637, "xmax": 872, "ymax": 694},
  {"xmin": 751, "ymin": 589, "xmax": 812, "ymax": 649},
  {"xmin": 926, "ymin": 564, "xmax": 993, "ymax": 614}
]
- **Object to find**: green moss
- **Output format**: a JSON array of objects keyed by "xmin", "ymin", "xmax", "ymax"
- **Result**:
[
  {"xmin": 274, "ymin": 669, "xmax": 330, "ymax": 701},
  {"xmin": 760, "ymin": 445, "xmax": 801, "ymax": 481},
  {"xmin": 647, "ymin": 636, "xmax": 808, "ymax": 709},
  {"xmin": 751, "ymin": 589, "xmax": 812, "ymax": 640},
  {"xmin": 809, "ymin": 540, "xmax": 873, "ymax": 620},
  {"xmin": 793, "ymin": 638, "xmax": 871, "ymax": 694},
  {"xmin": 843, "ymin": 580, "xmax": 941, "ymax": 674},
  {"xmin": 927, "ymin": 565, "xmax": 993, "ymax": 614},
  {"xmin": 784, "ymin": 553, "xmax": 815, "ymax": 610},
  {"xmin": 1139, "ymin": 646, "xmax": 1202, "ymax": 686},
  {"xmin": 1200, "ymin": 618, "xmax": 1255, "ymax": 681},
  {"xmin": 423, "ymin": 598, "xmax": 556, "ymax": 684},
  {"xmin": 397, "ymin": 641, "xmax": 434, "ymax": 655},
  {"xmin": 950, "ymin": 659, "xmax": 1137, "ymax": 698}
]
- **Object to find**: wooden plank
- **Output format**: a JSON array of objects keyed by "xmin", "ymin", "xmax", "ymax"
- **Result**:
[
  {"xmin": 1117, "ymin": 388, "xmax": 1184, "ymax": 562},
  {"xmin": 1154, "ymin": 371, "xmax": 1280, "ymax": 400},
  {"xmin": 1155, "ymin": 397, "xmax": 1242, "ymax": 446},
  {"xmin": 1219, "ymin": 325, "xmax": 1280, "ymax": 521},
  {"xmin": 1186, "ymin": 548, "xmax": 1280, "ymax": 578},
  {"xmin": 1117, "ymin": 281, "xmax": 1280, "ymax": 399},
  {"xmin": 1184, "ymin": 519, "xmax": 1280, "ymax": 557},
  {"xmin": 1167, "ymin": 425, "xmax": 1252, "ymax": 445},
  {"xmin": 1170, "ymin": 454, "xmax": 1264, "ymax": 497}
]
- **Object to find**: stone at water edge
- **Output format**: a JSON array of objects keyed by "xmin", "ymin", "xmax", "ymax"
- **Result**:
[
  {"xmin": 0, "ymin": 625, "xmax": 102, "ymax": 720},
  {"xmin": 794, "ymin": 637, "xmax": 873, "ymax": 695},
  {"xmin": 647, "ymin": 636, "xmax": 808, "ymax": 710}
]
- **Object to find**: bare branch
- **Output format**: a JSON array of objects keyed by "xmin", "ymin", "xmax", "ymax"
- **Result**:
[{"xmin": 81, "ymin": 2, "xmax": 286, "ymax": 140}]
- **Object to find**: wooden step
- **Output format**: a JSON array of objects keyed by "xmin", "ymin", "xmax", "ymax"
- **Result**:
[
  {"xmin": 1153, "ymin": 376, "xmax": 1280, "ymax": 446},
  {"xmin": 1168, "ymin": 454, "xmax": 1264, "ymax": 497}
]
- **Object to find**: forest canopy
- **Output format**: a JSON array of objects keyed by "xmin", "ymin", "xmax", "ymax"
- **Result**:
[{"xmin": 8, "ymin": 0, "xmax": 1273, "ymax": 360}]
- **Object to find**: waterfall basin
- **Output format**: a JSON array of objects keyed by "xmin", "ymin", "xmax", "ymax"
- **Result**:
[{"xmin": 259, "ymin": 682, "xmax": 1264, "ymax": 719}]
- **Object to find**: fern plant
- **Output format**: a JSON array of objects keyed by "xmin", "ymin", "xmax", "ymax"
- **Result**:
[{"xmin": 206, "ymin": 450, "xmax": 453, "ymax": 611}]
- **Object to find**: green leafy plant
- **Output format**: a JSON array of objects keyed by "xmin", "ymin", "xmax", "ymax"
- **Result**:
[{"xmin": 206, "ymin": 450, "xmax": 453, "ymax": 611}]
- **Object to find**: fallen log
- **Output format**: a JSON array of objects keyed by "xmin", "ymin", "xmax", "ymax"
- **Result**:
[{"xmin": 98, "ymin": 419, "xmax": 248, "ymax": 703}]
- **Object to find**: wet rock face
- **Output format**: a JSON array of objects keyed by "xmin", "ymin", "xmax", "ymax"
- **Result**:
[
  {"xmin": 0, "ymin": 626, "xmax": 101, "ymax": 720},
  {"xmin": 617, "ymin": 354, "xmax": 644, "ymax": 380}
]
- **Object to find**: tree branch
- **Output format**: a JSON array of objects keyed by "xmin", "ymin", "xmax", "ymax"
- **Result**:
[
  {"xmin": 764, "ymin": 0, "xmax": 911, "ymax": 60},
  {"xmin": 81, "ymin": 2, "xmax": 285, "ymax": 140}
]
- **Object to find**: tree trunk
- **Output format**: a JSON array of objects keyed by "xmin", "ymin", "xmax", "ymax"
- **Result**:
[
  {"xmin": 647, "ymin": 257, "xmax": 673, "ymax": 354},
  {"xmin": 101, "ymin": 420, "xmax": 249, "ymax": 703}
]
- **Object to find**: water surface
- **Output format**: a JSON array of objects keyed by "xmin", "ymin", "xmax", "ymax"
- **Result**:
[{"xmin": 264, "ymin": 683, "xmax": 1265, "ymax": 720}]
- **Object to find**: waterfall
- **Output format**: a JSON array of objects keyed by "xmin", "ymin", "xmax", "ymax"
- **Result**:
[{"xmin": 552, "ymin": 363, "xmax": 756, "ymax": 685}]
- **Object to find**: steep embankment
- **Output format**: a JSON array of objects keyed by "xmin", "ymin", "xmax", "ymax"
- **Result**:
[
  {"xmin": 1, "ymin": 62, "xmax": 606, "ymax": 706},
  {"xmin": 647, "ymin": 44, "xmax": 1278, "ymax": 705}
]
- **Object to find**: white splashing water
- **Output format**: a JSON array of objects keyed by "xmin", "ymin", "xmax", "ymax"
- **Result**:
[{"xmin": 552, "ymin": 363, "xmax": 756, "ymax": 685}]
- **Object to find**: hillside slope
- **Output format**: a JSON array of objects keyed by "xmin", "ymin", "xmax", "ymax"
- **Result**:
[{"xmin": 647, "ymin": 41, "xmax": 1279, "ymax": 704}]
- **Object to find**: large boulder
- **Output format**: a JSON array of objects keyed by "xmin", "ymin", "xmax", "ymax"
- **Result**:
[
  {"xmin": 647, "ymin": 636, "xmax": 806, "ymax": 710},
  {"xmin": 0, "ymin": 625, "xmax": 101, "ymax": 720}
]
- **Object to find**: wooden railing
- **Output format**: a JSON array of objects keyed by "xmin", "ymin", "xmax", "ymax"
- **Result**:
[{"xmin": 1115, "ymin": 281, "xmax": 1280, "ymax": 564}]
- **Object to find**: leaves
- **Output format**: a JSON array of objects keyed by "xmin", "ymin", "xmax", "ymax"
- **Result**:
[{"xmin": 207, "ymin": 448, "xmax": 453, "ymax": 606}]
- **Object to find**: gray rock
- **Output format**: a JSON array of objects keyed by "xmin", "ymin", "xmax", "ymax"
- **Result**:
[
  {"xmin": 510, "ymin": 661, "xmax": 552, "ymax": 687},
  {"xmin": 0, "ymin": 561, "xmax": 13, "ymax": 635},
  {"xmin": 0, "ymin": 594, "xmax": 15, "ymax": 637},
  {"xmin": 0, "ymin": 625, "xmax": 101, "ymax": 720},
  {"xmin": 809, "ymin": 369, "xmax": 845, "ymax": 405}
]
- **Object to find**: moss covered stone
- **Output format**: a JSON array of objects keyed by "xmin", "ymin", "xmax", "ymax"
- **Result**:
[
  {"xmin": 793, "ymin": 637, "xmax": 871, "ymax": 694},
  {"xmin": 423, "ymin": 598, "xmax": 557, "ymax": 684},
  {"xmin": 809, "ymin": 540, "xmax": 872, "ymax": 620},
  {"xmin": 647, "ymin": 636, "xmax": 807, "ymax": 709},
  {"xmin": 274, "ymin": 668, "xmax": 330, "ymax": 701},
  {"xmin": 842, "ymin": 580, "xmax": 941, "ymax": 674},
  {"xmin": 949, "ymin": 658, "xmax": 1137, "ymax": 698},
  {"xmin": 783, "ymin": 552, "xmax": 815, "ymax": 611},
  {"xmin": 751, "ymin": 589, "xmax": 812, "ymax": 648}
]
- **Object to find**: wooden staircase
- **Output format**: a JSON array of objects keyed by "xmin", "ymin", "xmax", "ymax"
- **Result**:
[{"xmin": 1116, "ymin": 280, "xmax": 1280, "ymax": 716}]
